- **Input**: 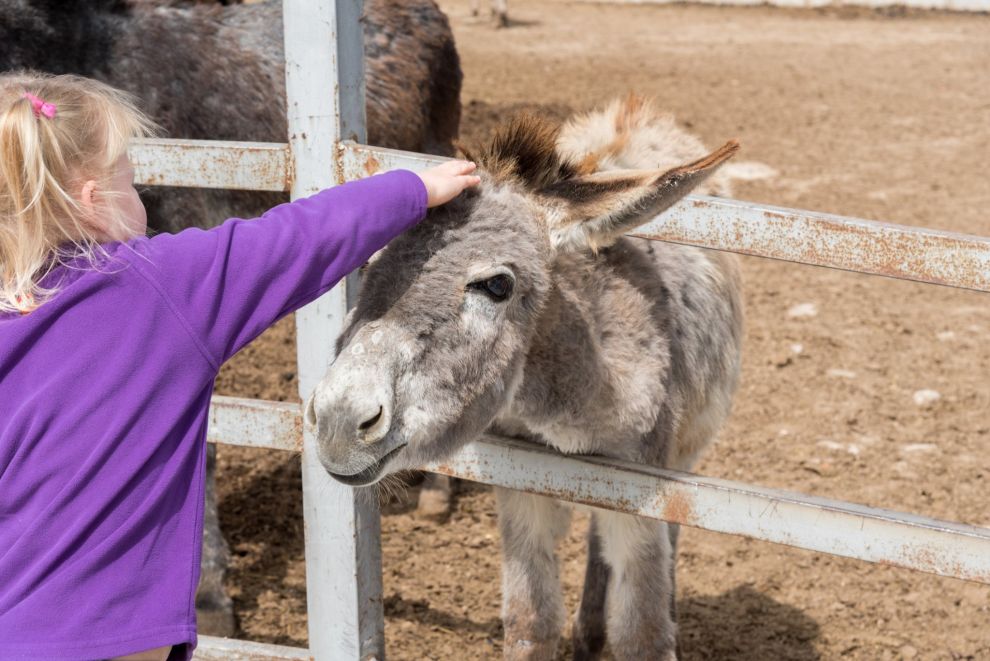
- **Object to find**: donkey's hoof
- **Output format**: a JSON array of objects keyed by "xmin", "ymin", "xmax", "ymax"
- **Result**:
[
  {"xmin": 415, "ymin": 473, "xmax": 453, "ymax": 522},
  {"xmin": 416, "ymin": 486, "xmax": 452, "ymax": 522},
  {"xmin": 196, "ymin": 603, "xmax": 236, "ymax": 637}
]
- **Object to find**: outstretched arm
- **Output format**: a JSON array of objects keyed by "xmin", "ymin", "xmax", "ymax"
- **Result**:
[{"xmin": 135, "ymin": 165, "xmax": 478, "ymax": 366}]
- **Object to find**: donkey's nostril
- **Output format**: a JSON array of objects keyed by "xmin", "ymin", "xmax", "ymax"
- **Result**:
[{"xmin": 358, "ymin": 406, "xmax": 383, "ymax": 432}]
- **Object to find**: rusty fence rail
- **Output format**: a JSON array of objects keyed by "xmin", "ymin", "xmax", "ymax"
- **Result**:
[
  {"xmin": 209, "ymin": 396, "xmax": 990, "ymax": 585},
  {"xmin": 136, "ymin": 137, "xmax": 990, "ymax": 293}
]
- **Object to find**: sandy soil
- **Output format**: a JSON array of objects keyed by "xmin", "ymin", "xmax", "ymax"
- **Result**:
[{"xmin": 213, "ymin": 1, "xmax": 990, "ymax": 658}]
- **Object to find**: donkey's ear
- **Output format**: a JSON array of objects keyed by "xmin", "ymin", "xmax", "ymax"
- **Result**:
[{"xmin": 539, "ymin": 140, "xmax": 739, "ymax": 253}]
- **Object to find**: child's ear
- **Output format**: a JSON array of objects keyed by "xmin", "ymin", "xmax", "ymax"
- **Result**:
[
  {"xmin": 537, "ymin": 140, "xmax": 739, "ymax": 253},
  {"xmin": 79, "ymin": 179, "xmax": 97, "ymax": 212}
]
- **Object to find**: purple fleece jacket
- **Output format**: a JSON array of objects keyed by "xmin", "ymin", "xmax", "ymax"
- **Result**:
[{"xmin": 0, "ymin": 170, "xmax": 427, "ymax": 660}]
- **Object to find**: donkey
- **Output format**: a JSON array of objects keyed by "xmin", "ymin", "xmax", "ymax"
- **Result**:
[
  {"xmin": 307, "ymin": 96, "xmax": 744, "ymax": 659},
  {"xmin": 470, "ymin": 0, "xmax": 509, "ymax": 28},
  {"xmin": 1, "ymin": 0, "xmax": 463, "ymax": 634}
]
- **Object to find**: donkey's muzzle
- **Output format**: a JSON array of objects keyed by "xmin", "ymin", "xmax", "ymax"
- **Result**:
[
  {"xmin": 305, "ymin": 351, "xmax": 404, "ymax": 483},
  {"xmin": 327, "ymin": 443, "xmax": 407, "ymax": 486}
]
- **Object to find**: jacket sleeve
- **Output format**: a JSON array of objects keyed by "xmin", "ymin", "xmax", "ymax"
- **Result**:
[{"xmin": 133, "ymin": 169, "xmax": 428, "ymax": 366}]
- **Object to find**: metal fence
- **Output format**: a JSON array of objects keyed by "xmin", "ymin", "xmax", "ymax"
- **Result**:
[{"xmin": 125, "ymin": 0, "xmax": 990, "ymax": 658}]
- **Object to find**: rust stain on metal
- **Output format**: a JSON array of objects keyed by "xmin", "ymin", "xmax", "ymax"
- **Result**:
[
  {"xmin": 284, "ymin": 146, "xmax": 296, "ymax": 191},
  {"xmin": 661, "ymin": 491, "xmax": 695, "ymax": 525},
  {"xmin": 333, "ymin": 142, "xmax": 347, "ymax": 185},
  {"xmin": 536, "ymin": 484, "xmax": 636, "ymax": 514},
  {"xmin": 902, "ymin": 546, "xmax": 986, "ymax": 584},
  {"xmin": 363, "ymin": 153, "xmax": 381, "ymax": 176},
  {"xmin": 431, "ymin": 462, "xmax": 481, "ymax": 482},
  {"xmin": 873, "ymin": 545, "xmax": 989, "ymax": 585},
  {"xmin": 288, "ymin": 409, "xmax": 304, "ymax": 452}
]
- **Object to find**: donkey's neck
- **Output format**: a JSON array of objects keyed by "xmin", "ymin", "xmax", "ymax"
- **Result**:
[
  {"xmin": 500, "ymin": 267, "xmax": 616, "ymax": 455},
  {"xmin": 498, "ymin": 245, "xmax": 675, "ymax": 460}
]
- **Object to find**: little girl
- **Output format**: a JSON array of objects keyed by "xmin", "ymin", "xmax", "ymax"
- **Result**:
[{"xmin": 0, "ymin": 72, "xmax": 479, "ymax": 661}]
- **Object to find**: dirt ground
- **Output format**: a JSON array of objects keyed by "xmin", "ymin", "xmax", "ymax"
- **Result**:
[{"xmin": 212, "ymin": 1, "xmax": 990, "ymax": 658}]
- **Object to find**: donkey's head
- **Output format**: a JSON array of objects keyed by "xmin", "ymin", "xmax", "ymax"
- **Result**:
[{"xmin": 308, "ymin": 113, "xmax": 737, "ymax": 486}]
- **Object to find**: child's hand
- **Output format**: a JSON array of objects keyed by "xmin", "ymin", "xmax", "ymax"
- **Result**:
[{"xmin": 418, "ymin": 161, "xmax": 481, "ymax": 208}]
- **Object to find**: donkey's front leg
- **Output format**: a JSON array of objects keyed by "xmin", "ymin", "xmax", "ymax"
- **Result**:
[
  {"xmin": 495, "ymin": 487, "xmax": 571, "ymax": 660},
  {"xmin": 596, "ymin": 510, "xmax": 678, "ymax": 660}
]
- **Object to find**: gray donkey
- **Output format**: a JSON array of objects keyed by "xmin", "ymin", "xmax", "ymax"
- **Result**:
[{"xmin": 307, "ymin": 96, "xmax": 744, "ymax": 659}]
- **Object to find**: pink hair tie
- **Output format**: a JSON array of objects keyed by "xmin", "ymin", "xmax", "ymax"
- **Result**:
[{"xmin": 22, "ymin": 92, "xmax": 56, "ymax": 119}]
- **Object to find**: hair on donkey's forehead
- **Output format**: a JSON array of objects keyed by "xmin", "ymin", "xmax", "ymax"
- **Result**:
[{"xmin": 473, "ymin": 114, "xmax": 578, "ymax": 190}]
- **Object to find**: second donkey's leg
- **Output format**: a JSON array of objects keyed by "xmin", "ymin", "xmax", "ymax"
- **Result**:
[
  {"xmin": 196, "ymin": 444, "xmax": 235, "ymax": 636},
  {"xmin": 573, "ymin": 516, "xmax": 609, "ymax": 661},
  {"xmin": 597, "ymin": 510, "xmax": 678, "ymax": 660},
  {"xmin": 416, "ymin": 473, "xmax": 453, "ymax": 521},
  {"xmin": 495, "ymin": 487, "xmax": 571, "ymax": 661}
]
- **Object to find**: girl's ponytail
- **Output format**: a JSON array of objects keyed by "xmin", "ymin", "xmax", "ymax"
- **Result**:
[{"xmin": 0, "ymin": 72, "xmax": 158, "ymax": 313}]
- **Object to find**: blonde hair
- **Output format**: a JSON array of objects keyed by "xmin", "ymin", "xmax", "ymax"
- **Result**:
[{"xmin": 0, "ymin": 72, "xmax": 159, "ymax": 313}]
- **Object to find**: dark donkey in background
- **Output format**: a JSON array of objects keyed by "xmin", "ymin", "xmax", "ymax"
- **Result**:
[{"xmin": 1, "ymin": 0, "xmax": 463, "ymax": 634}]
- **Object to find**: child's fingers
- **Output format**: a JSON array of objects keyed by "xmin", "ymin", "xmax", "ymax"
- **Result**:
[
  {"xmin": 459, "ymin": 174, "xmax": 482, "ymax": 189},
  {"xmin": 418, "ymin": 164, "xmax": 481, "ymax": 207},
  {"xmin": 442, "ymin": 160, "xmax": 476, "ymax": 176}
]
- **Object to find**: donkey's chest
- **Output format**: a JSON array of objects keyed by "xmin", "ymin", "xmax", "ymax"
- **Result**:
[
  {"xmin": 504, "ymin": 335, "xmax": 670, "ymax": 458},
  {"xmin": 492, "ymin": 413, "xmax": 600, "ymax": 456}
]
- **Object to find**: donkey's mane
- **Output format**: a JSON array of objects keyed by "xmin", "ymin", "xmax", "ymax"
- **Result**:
[{"xmin": 473, "ymin": 114, "xmax": 578, "ymax": 190}]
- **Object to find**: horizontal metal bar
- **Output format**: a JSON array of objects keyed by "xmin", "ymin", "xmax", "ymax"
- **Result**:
[
  {"xmin": 206, "ymin": 398, "xmax": 990, "ymax": 584},
  {"xmin": 341, "ymin": 142, "xmax": 990, "ymax": 293},
  {"xmin": 194, "ymin": 635, "xmax": 311, "ymax": 660},
  {"xmin": 341, "ymin": 142, "xmax": 452, "ymax": 181},
  {"xmin": 125, "ymin": 139, "xmax": 990, "ymax": 293},
  {"xmin": 635, "ymin": 197, "xmax": 990, "ymax": 294},
  {"xmin": 129, "ymin": 138, "xmax": 291, "ymax": 192},
  {"xmin": 429, "ymin": 435, "xmax": 990, "ymax": 585},
  {"xmin": 208, "ymin": 395, "xmax": 302, "ymax": 452}
]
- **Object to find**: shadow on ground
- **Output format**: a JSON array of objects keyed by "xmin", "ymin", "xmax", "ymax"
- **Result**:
[
  {"xmin": 679, "ymin": 585, "xmax": 821, "ymax": 660},
  {"xmin": 218, "ymin": 450, "xmax": 305, "ymax": 646}
]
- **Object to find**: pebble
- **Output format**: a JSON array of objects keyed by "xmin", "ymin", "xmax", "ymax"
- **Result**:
[
  {"xmin": 787, "ymin": 302, "xmax": 818, "ymax": 319},
  {"xmin": 901, "ymin": 443, "xmax": 938, "ymax": 455},
  {"xmin": 826, "ymin": 368, "xmax": 857, "ymax": 379},
  {"xmin": 900, "ymin": 644, "xmax": 918, "ymax": 659},
  {"xmin": 816, "ymin": 439, "xmax": 860, "ymax": 455},
  {"xmin": 912, "ymin": 389, "xmax": 941, "ymax": 407},
  {"xmin": 935, "ymin": 330, "xmax": 956, "ymax": 342}
]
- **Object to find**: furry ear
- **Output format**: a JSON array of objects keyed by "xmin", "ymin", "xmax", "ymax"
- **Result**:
[{"xmin": 539, "ymin": 140, "xmax": 739, "ymax": 252}]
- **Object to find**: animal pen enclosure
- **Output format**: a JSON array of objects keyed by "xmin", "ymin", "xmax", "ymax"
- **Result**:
[{"xmin": 125, "ymin": 0, "xmax": 990, "ymax": 658}]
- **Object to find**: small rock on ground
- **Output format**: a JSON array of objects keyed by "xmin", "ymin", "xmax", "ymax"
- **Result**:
[{"xmin": 912, "ymin": 389, "xmax": 941, "ymax": 407}]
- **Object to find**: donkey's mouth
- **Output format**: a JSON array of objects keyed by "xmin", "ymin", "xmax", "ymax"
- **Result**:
[{"xmin": 327, "ymin": 444, "xmax": 407, "ymax": 486}]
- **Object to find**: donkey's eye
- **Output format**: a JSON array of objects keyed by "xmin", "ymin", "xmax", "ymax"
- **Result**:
[{"xmin": 469, "ymin": 274, "xmax": 514, "ymax": 301}]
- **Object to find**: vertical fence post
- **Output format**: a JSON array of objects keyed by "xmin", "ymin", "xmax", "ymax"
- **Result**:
[{"xmin": 282, "ymin": 1, "xmax": 383, "ymax": 660}]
